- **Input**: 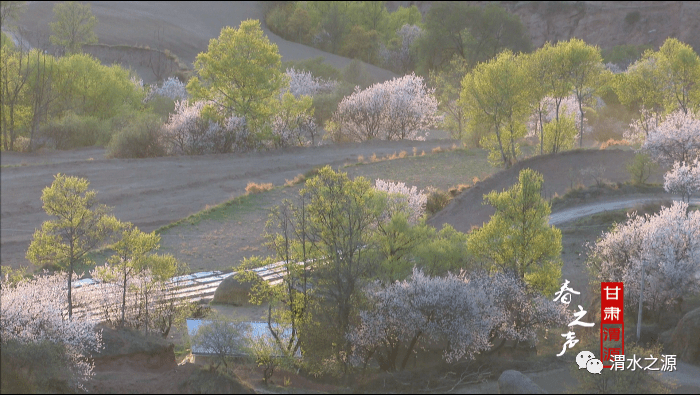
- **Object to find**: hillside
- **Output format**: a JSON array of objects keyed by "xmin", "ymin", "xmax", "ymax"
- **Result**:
[{"xmin": 388, "ymin": 1, "xmax": 700, "ymax": 54}]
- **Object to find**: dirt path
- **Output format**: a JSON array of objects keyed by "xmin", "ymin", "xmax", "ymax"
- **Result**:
[
  {"xmin": 0, "ymin": 140, "xmax": 453, "ymax": 269},
  {"xmin": 550, "ymin": 196, "xmax": 700, "ymax": 224}
]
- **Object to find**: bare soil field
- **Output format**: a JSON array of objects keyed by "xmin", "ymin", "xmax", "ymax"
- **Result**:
[
  {"xmin": 428, "ymin": 148, "xmax": 667, "ymax": 233},
  {"xmin": 0, "ymin": 140, "xmax": 455, "ymax": 270},
  {"xmin": 13, "ymin": 1, "xmax": 398, "ymax": 84}
]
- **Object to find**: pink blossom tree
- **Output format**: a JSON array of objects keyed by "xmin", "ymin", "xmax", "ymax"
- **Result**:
[
  {"xmin": 664, "ymin": 159, "xmax": 700, "ymax": 203},
  {"xmin": 331, "ymin": 73, "xmax": 440, "ymax": 142},
  {"xmin": 162, "ymin": 100, "xmax": 249, "ymax": 154},
  {"xmin": 641, "ymin": 109, "xmax": 700, "ymax": 165},
  {"xmin": 587, "ymin": 201, "xmax": 700, "ymax": 319}
]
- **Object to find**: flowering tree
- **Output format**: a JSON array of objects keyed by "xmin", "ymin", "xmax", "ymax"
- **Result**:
[
  {"xmin": 349, "ymin": 269, "xmax": 501, "ymax": 371},
  {"xmin": 374, "ymin": 179, "xmax": 427, "ymax": 225},
  {"xmin": 527, "ymin": 95, "xmax": 584, "ymax": 154},
  {"xmin": 144, "ymin": 76, "xmax": 188, "ymax": 102},
  {"xmin": 380, "ymin": 24, "xmax": 422, "ymax": 74},
  {"xmin": 641, "ymin": 109, "xmax": 700, "ymax": 165},
  {"xmin": 664, "ymin": 159, "xmax": 700, "ymax": 203},
  {"xmin": 349, "ymin": 269, "xmax": 568, "ymax": 371},
  {"xmin": 284, "ymin": 67, "xmax": 337, "ymax": 98},
  {"xmin": 331, "ymin": 73, "xmax": 439, "ymax": 142},
  {"xmin": 382, "ymin": 73, "xmax": 441, "ymax": 140},
  {"xmin": 587, "ymin": 201, "xmax": 700, "ymax": 318},
  {"xmin": 1, "ymin": 271, "xmax": 102, "ymax": 389},
  {"xmin": 271, "ymin": 92, "xmax": 317, "ymax": 147},
  {"xmin": 162, "ymin": 100, "xmax": 249, "ymax": 155},
  {"xmin": 624, "ymin": 107, "xmax": 661, "ymax": 146}
]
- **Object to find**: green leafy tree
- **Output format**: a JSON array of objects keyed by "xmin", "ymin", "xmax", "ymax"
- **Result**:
[
  {"xmin": 384, "ymin": 4, "xmax": 422, "ymax": 42},
  {"xmin": 57, "ymin": 53, "xmax": 144, "ymax": 120},
  {"xmin": 340, "ymin": 25, "xmax": 379, "ymax": 64},
  {"xmin": 0, "ymin": 1, "xmax": 25, "ymax": 31},
  {"xmin": 616, "ymin": 38, "xmax": 700, "ymax": 118},
  {"xmin": 187, "ymin": 19, "xmax": 287, "ymax": 136},
  {"xmin": 467, "ymin": 169, "xmax": 562, "ymax": 295},
  {"xmin": 522, "ymin": 51, "xmax": 550, "ymax": 155},
  {"xmin": 190, "ymin": 315, "xmax": 246, "ymax": 370},
  {"xmin": 26, "ymin": 174, "xmax": 123, "ymax": 318},
  {"xmin": 101, "ymin": 224, "xmax": 160, "ymax": 327},
  {"xmin": 656, "ymin": 38, "xmax": 700, "ymax": 115},
  {"xmin": 541, "ymin": 114, "xmax": 578, "ymax": 154},
  {"xmin": 565, "ymin": 38, "xmax": 604, "ymax": 147},
  {"xmin": 460, "ymin": 50, "xmax": 529, "ymax": 167},
  {"xmin": 416, "ymin": 2, "xmax": 530, "ymax": 72},
  {"xmin": 301, "ymin": 166, "xmax": 385, "ymax": 361},
  {"xmin": 430, "ymin": 56, "xmax": 469, "ymax": 140},
  {"xmin": 49, "ymin": 1, "xmax": 98, "ymax": 55},
  {"xmin": 0, "ymin": 44, "xmax": 31, "ymax": 151}
]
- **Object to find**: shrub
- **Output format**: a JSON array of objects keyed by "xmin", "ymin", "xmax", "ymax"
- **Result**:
[
  {"xmin": 245, "ymin": 182, "xmax": 274, "ymax": 195},
  {"xmin": 39, "ymin": 112, "xmax": 109, "ymax": 149},
  {"xmin": 1, "ymin": 339, "xmax": 74, "ymax": 393},
  {"xmin": 342, "ymin": 59, "xmax": 375, "ymax": 89},
  {"xmin": 625, "ymin": 11, "xmax": 641, "ymax": 25},
  {"xmin": 425, "ymin": 187, "xmax": 451, "ymax": 215},
  {"xmin": 626, "ymin": 153, "xmax": 658, "ymax": 185},
  {"xmin": 107, "ymin": 113, "xmax": 166, "ymax": 158},
  {"xmin": 144, "ymin": 95, "xmax": 176, "ymax": 121}
]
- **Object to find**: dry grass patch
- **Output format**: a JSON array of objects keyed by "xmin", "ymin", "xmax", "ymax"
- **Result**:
[
  {"xmin": 245, "ymin": 182, "xmax": 273, "ymax": 195},
  {"xmin": 284, "ymin": 174, "xmax": 306, "ymax": 187},
  {"xmin": 370, "ymin": 153, "xmax": 378, "ymax": 162},
  {"xmin": 600, "ymin": 138, "xmax": 630, "ymax": 150},
  {"xmin": 357, "ymin": 154, "xmax": 365, "ymax": 163}
]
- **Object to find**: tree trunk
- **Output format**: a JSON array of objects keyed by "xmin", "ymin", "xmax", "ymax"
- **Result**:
[
  {"xmin": 121, "ymin": 266, "xmax": 127, "ymax": 327},
  {"xmin": 400, "ymin": 332, "xmax": 422, "ymax": 371}
]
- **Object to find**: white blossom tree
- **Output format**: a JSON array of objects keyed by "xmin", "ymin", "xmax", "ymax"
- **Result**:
[
  {"xmin": 348, "ymin": 269, "xmax": 568, "ymax": 371},
  {"xmin": 624, "ymin": 107, "xmax": 661, "ymax": 146},
  {"xmin": 1, "ymin": 271, "xmax": 102, "ymax": 389},
  {"xmin": 162, "ymin": 100, "xmax": 248, "ymax": 155},
  {"xmin": 587, "ymin": 201, "xmax": 700, "ymax": 319},
  {"xmin": 144, "ymin": 76, "xmax": 188, "ymax": 102},
  {"xmin": 271, "ymin": 92, "xmax": 317, "ymax": 147},
  {"xmin": 380, "ymin": 24, "xmax": 422, "ymax": 74},
  {"xmin": 374, "ymin": 179, "xmax": 427, "ymax": 225},
  {"xmin": 331, "ymin": 73, "xmax": 440, "ymax": 142},
  {"xmin": 641, "ymin": 109, "xmax": 700, "ymax": 165},
  {"xmin": 664, "ymin": 159, "xmax": 700, "ymax": 203},
  {"xmin": 348, "ymin": 269, "xmax": 501, "ymax": 371},
  {"xmin": 284, "ymin": 67, "xmax": 337, "ymax": 98},
  {"xmin": 474, "ymin": 271, "xmax": 570, "ymax": 351}
]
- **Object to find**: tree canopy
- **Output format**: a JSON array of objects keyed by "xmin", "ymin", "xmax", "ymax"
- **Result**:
[
  {"xmin": 187, "ymin": 20, "xmax": 287, "ymax": 136},
  {"xmin": 467, "ymin": 169, "xmax": 563, "ymax": 295},
  {"xmin": 49, "ymin": 1, "xmax": 98, "ymax": 55}
]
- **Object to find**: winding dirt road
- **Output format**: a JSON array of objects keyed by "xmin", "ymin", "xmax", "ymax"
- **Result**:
[{"xmin": 549, "ymin": 196, "xmax": 700, "ymax": 225}]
